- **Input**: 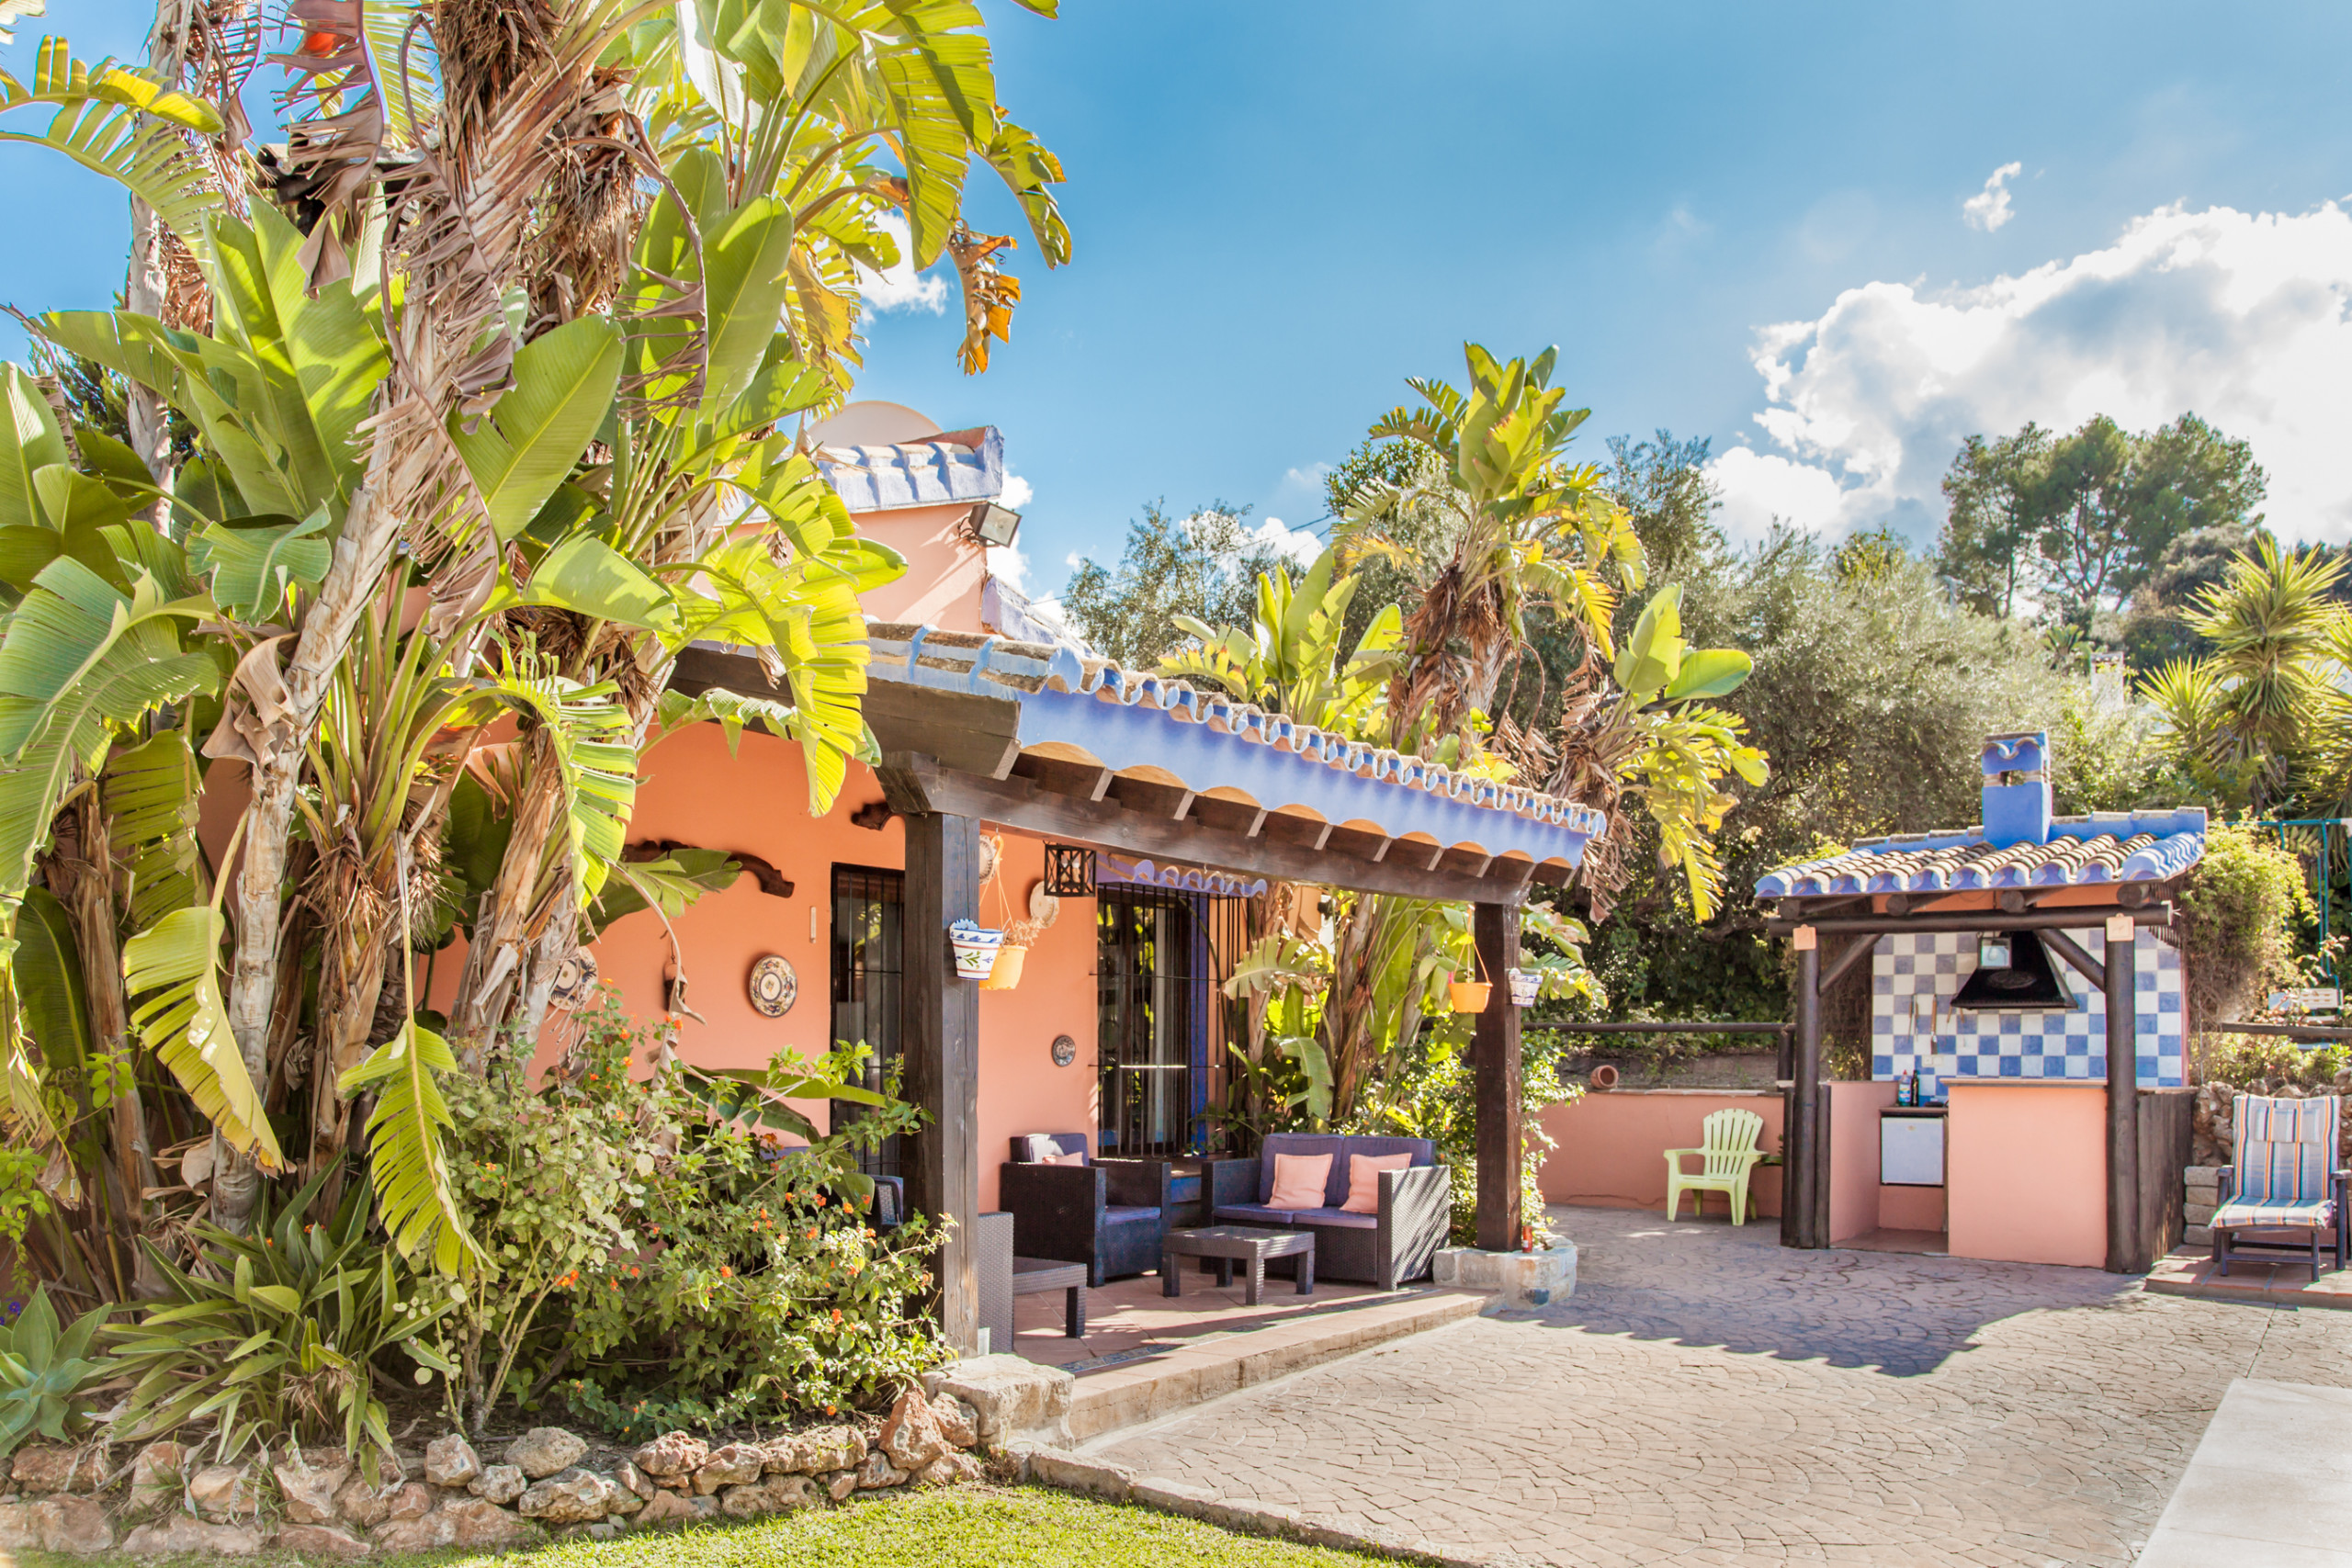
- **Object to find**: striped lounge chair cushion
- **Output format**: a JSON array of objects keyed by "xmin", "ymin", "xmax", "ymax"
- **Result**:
[
  {"xmin": 2213, "ymin": 1196, "xmax": 2335, "ymax": 1231},
  {"xmin": 2232, "ymin": 1094, "xmax": 2342, "ymax": 1206}
]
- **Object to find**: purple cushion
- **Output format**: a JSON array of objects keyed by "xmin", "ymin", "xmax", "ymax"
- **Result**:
[
  {"xmin": 1102, "ymin": 1205, "xmax": 1159, "ymax": 1230},
  {"xmin": 1285, "ymin": 1207, "xmax": 1377, "ymax": 1231}
]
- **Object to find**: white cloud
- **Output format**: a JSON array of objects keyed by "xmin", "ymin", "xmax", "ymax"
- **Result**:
[
  {"xmin": 1000, "ymin": 472, "xmax": 1034, "ymax": 511},
  {"xmin": 1706, "ymin": 201, "xmax": 2352, "ymax": 545},
  {"xmin": 1962, "ymin": 162, "xmax": 2024, "ymax": 232},
  {"xmin": 854, "ymin": 214, "xmax": 947, "ymax": 314},
  {"xmin": 1245, "ymin": 515, "xmax": 1325, "ymax": 567},
  {"xmin": 983, "ymin": 543, "xmax": 1029, "ymax": 593}
]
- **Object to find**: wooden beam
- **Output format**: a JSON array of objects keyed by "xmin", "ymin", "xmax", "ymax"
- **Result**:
[
  {"xmin": 1245, "ymin": 807, "xmax": 1270, "ymax": 838},
  {"xmin": 879, "ymin": 754, "xmax": 1533, "ymax": 905},
  {"xmin": 901, "ymin": 809, "xmax": 982, "ymax": 1353},
  {"xmin": 1787, "ymin": 927, "xmax": 1822, "ymax": 1250},
  {"xmin": 1815, "ymin": 931, "xmax": 1878, "ymax": 994},
  {"xmin": 2104, "ymin": 913, "xmax": 2142, "ymax": 1273},
  {"xmin": 1473, "ymin": 901, "xmax": 1523, "ymax": 1252},
  {"xmin": 1367, "ymin": 836, "xmax": 1395, "ymax": 863},
  {"xmin": 2040, "ymin": 926, "xmax": 2106, "ymax": 991},
  {"xmin": 1088, "ymin": 767, "xmax": 1115, "ymax": 802}
]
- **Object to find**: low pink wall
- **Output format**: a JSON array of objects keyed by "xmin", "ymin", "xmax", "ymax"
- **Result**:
[
  {"xmin": 1945, "ymin": 1084, "xmax": 2107, "ymax": 1268},
  {"xmin": 1880, "ymin": 1185, "xmax": 1947, "ymax": 1231},
  {"xmin": 1828, "ymin": 1081, "xmax": 1895, "ymax": 1242},
  {"xmin": 1537, "ymin": 1090, "xmax": 1784, "ymax": 1218}
]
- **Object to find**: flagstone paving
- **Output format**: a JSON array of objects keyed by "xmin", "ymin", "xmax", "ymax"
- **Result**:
[{"xmin": 1086, "ymin": 1204, "xmax": 2352, "ymax": 1567}]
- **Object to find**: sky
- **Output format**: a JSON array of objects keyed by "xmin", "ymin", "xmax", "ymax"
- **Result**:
[{"xmin": 11, "ymin": 2, "xmax": 2352, "ymax": 602}]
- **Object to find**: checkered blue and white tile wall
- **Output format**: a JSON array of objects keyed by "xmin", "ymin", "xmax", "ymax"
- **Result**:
[{"xmin": 1869, "ymin": 928, "xmax": 2184, "ymax": 1089}]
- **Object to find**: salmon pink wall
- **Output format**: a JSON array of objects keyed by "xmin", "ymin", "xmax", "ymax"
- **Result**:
[
  {"xmin": 1879, "ymin": 1184, "xmax": 1947, "ymax": 1232},
  {"xmin": 195, "ymin": 709, "xmax": 1100, "ymax": 1213},
  {"xmin": 1828, "ymin": 1080, "xmax": 1896, "ymax": 1242},
  {"xmin": 1536, "ymin": 1090, "xmax": 1784, "ymax": 1218},
  {"xmin": 856, "ymin": 504, "xmax": 986, "ymax": 632},
  {"xmin": 1945, "ymin": 1084, "xmax": 2107, "ymax": 1267},
  {"xmin": 974, "ymin": 834, "xmax": 1098, "ymax": 1213}
]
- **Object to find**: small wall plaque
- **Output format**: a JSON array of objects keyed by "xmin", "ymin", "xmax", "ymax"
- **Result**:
[
  {"xmin": 748, "ymin": 954, "xmax": 797, "ymax": 1018},
  {"xmin": 1050, "ymin": 1034, "xmax": 1077, "ymax": 1067}
]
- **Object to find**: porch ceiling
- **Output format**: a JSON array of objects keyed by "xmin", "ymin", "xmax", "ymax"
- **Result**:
[{"xmin": 672, "ymin": 626, "xmax": 1607, "ymax": 906}]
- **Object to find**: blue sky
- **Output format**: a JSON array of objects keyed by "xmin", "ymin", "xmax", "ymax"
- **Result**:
[{"xmin": 13, "ymin": 2, "xmax": 2352, "ymax": 591}]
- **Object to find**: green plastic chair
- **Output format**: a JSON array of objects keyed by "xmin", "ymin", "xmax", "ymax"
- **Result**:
[{"xmin": 1664, "ymin": 1108, "xmax": 1768, "ymax": 1225}]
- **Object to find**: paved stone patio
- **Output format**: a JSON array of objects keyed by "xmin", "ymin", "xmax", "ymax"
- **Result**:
[{"xmin": 1087, "ymin": 1204, "xmax": 2352, "ymax": 1567}]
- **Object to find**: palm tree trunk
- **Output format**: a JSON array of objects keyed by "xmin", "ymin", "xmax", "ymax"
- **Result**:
[{"xmin": 214, "ymin": 484, "xmax": 401, "ymax": 1232}]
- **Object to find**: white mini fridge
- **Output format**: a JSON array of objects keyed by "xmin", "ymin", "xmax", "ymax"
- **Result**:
[{"xmin": 1880, "ymin": 1110, "xmax": 1947, "ymax": 1187}]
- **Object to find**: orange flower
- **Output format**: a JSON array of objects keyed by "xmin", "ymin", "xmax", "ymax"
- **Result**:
[
  {"xmin": 806, "ymin": 1227, "xmax": 819, "ymax": 1241},
  {"xmin": 718, "ymin": 1265, "xmax": 733, "ymax": 1279},
  {"xmin": 830, "ymin": 1308, "xmax": 842, "ymax": 1323},
  {"xmin": 813, "ymin": 1194, "xmax": 827, "ymax": 1207}
]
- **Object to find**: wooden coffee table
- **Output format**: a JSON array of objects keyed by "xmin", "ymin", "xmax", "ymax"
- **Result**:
[
  {"xmin": 1012, "ymin": 1256, "xmax": 1087, "ymax": 1337},
  {"xmin": 1159, "ymin": 1225, "xmax": 1315, "ymax": 1306}
]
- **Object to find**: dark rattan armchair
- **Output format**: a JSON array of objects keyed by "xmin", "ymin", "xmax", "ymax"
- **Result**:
[{"xmin": 999, "ymin": 1134, "xmax": 1213, "ymax": 1287}]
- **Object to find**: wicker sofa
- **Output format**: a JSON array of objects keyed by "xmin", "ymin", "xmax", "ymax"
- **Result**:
[
  {"xmin": 1209, "ymin": 1133, "xmax": 1450, "ymax": 1291},
  {"xmin": 999, "ymin": 1134, "xmax": 1211, "ymax": 1287}
]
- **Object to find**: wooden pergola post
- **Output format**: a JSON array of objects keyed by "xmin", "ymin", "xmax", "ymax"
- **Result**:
[
  {"xmin": 2104, "ymin": 912, "xmax": 2142, "ymax": 1272},
  {"xmin": 901, "ymin": 807, "xmax": 982, "ymax": 1353},
  {"xmin": 1473, "ymin": 901, "xmax": 1523, "ymax": 1251},
  {"xmin": 1786, "ymin": 925, "xmax": 1822, "ymax": 1249}
]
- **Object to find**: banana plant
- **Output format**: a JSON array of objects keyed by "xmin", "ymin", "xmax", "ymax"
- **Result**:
[
  {"xmin": 1159, "ymin": 547, "xmax": 1405, "ymax": 738},
  {"xmin": 1560, "ymin": 583, "xmax": 1767, "ymax": 921},
  {"xmin": 1339, "ymin": 343, "xmax": 1645, "ymax": 746}
]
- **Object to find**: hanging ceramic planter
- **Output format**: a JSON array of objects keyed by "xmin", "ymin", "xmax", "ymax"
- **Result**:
[
  {"xmin": 1507, "ymin": 967, "xmax": 1541, "ymax": 1008},
  {"xmin": 949, "ymin": 919, "xmax": 1004, "ymax": 979},
  {"xmin": 981, "ymin": 943, "xmax": 1027, "ymax": 990},
  {"xmin": 1449, "ymin": 937, "xmax": 1495, "ymax": 1013}
]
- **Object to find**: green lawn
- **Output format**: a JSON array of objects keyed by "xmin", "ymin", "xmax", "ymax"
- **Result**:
[{"xmin": 27, "ymin": 1485, "xmax": 1408, "ymax": 1568}]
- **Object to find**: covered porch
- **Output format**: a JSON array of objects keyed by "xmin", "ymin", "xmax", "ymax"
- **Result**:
[{"xmin": 676, "ymin": 622, "xmax": 1602, "ymax": 1354}]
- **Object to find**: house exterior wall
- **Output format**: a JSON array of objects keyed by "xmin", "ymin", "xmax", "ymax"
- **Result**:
[
  {"xmin": 854, "ymin": 503, "xmax": 987, "ymax": 632},
  {"xmin": 1871, "ymin": 927, "xmax": 2184, "ymax": 1089},
  {"xmin": 1535, "ymin": 1089, "xmax": 1785, "ymax": 1218}
]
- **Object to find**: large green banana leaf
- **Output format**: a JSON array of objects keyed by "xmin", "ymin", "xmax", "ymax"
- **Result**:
[
  {"xmin": 0, "ymin": 558, "xmax": 216, "ymax": 904},
  {"xmin": 122, "ymin": 905, "xmax": 283, "ymax": 1170},
  {"xmin": 449, "ymin": 316, "xmax": 622, "ymax": 544}
]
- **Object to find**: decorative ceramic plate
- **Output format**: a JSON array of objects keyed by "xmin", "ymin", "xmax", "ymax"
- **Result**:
[
  {"xmin": 548, "ymin": 948, "xmax": 600, "ymax": 1010},
  {"xmin": 748, "ymin": 954, "xmax": 797, "ymax": 1018},
  {"xmin": 1051, "ymin": 1034, "xmax": 1077, "ymax": 1067}
]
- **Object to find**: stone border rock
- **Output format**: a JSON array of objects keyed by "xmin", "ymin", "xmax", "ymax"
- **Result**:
[
  {"xmin": 1012, "ymin": 1448, "xmax": 1494, "ymax": 1567},
  {"xmin": 0, "ymin": 1389, "xmax": 991, "ymax": 1558}
]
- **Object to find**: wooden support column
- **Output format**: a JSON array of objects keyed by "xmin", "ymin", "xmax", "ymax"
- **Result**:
[
  {"xmin": 1786, "ymin": 926, "xmax": 1823, "ymax": 1249},
  {"xmin": 1473, "ymin": 901, "xmax": 1523, "ymax": 1252},
  {"xmin": 2104, "ymin": 912, "xmax": 2142, "ymax": 1273},
  {"xmin": 902, "ymin": 809, "xmax": 982, "ymax": 1352}
]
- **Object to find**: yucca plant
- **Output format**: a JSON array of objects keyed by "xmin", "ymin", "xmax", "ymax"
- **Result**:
[
  {"xmin": 0, "ymin": 1285, "xmax": 114, "ymax": 1458},
  {"xmin": 109, "ymin": 1172, "xmax": 456, "ymax": 1468}
]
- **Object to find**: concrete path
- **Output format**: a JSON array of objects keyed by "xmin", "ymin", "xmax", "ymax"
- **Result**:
[
  {"xmin": 1086, "ymin": 1204, "xmax": 2352, "ymax": 1567},
  {"xmin": 2135, "ymin": 1379, "xmax": 2352, "ymax": 1566}
]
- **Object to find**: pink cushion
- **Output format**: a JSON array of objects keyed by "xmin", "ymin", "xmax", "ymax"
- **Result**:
[
  {"xmin": 1266, "ymin": 1152, "xmax": 1333, "ymax": 1211},
  {"xmin": 1342, "ymin": 1153, "xmax": 1414, "ymax": 1214}
]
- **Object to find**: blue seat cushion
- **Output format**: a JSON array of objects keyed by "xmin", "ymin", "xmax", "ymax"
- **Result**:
[
  {"xmin": 1284, "ymin": 1207, "xmax": 1376, "ymax": 1231},
  {"xmin": 1102, "ymin": 1205, "xmax": 1160, "ymax": 1231},
  {"xmin": 1168, "ymin": 1173, "xmax": 1203, "ymax": 1203}
]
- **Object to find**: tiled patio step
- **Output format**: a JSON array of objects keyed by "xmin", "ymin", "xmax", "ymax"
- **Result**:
[
  {"xmin": 2143, "ymin": 1247, "xmax": 2352, "ymax": 1311},
  {"xmin": 1068, "ymin": 1288, "xmax": 1486, "ymax": 1443}
]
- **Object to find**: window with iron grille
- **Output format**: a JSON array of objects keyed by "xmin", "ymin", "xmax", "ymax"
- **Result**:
[
  {"xmin": 1096, "ymin": 885, "xmax": 1246, "ymax": 1157},
  {"xmin": 831, "ymin": 864, "xmax": 903, "ymax": 1179}
]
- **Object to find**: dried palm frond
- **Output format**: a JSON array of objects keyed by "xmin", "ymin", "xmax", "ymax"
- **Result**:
[{"xmin": 946, "ymin": 225, "xmax": 1019, "ymax": 374}]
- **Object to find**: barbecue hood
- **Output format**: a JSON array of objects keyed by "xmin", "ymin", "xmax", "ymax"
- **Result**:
[{"xmin": 1951, "ymin": 930, "xmax": 2077, "ymax": 1011}]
